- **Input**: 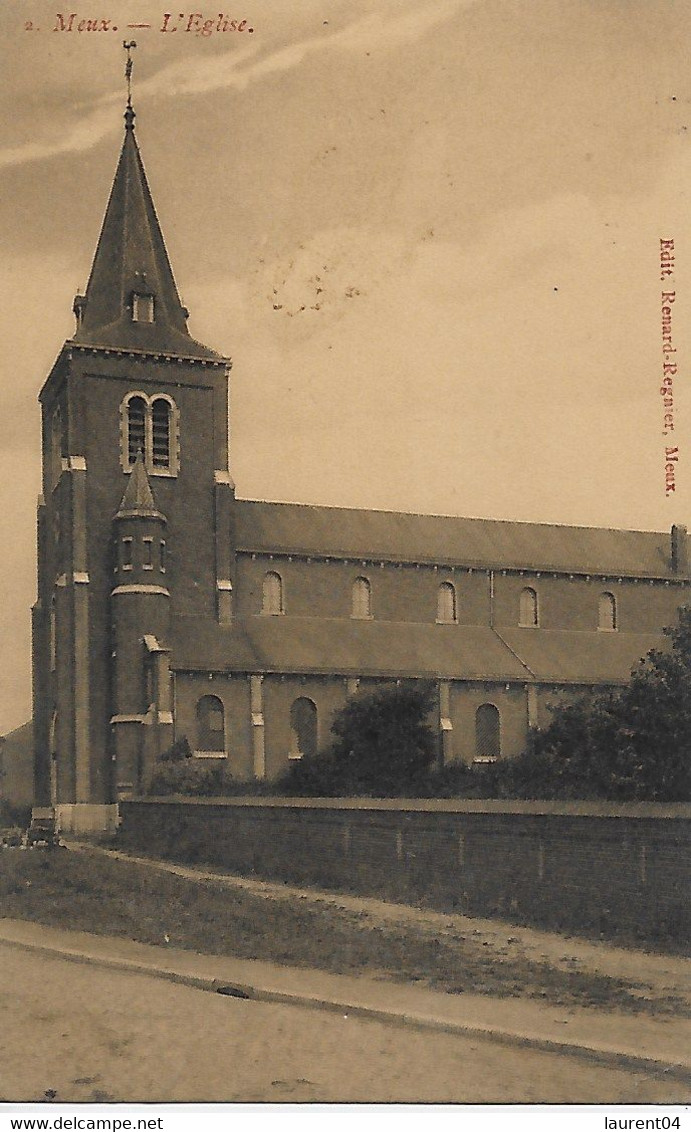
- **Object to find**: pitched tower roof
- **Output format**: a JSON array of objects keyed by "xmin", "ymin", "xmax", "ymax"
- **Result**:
[{"xmin": 73, "ymin": 103, "xmax": 221, "ymax": 360}]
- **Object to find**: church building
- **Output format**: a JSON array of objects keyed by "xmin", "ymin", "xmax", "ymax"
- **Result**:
[{"xmin": 32, "ymin": 96, "xmax": 691, "ymax": 833}]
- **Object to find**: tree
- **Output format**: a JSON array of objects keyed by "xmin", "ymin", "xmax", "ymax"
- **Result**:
[
  {"xmin": 512, "ymin": 607, "xmax": 691, "ymax": 801},
  {"xmin": 609, "ymin": 607, "xmax": 691, "ymax": 800},
  {"xmin": 283, "ymin": 682, "xmax": 438, "ymax": 796}
]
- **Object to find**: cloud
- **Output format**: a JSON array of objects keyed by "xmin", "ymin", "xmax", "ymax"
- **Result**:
[{"xmin": 0, "ymin": 0, "xmax": 468, "ymax": 171}]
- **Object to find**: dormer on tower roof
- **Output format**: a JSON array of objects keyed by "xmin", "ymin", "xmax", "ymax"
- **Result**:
[{"xmin": 72, "ymin": 100, "xmax": 221, "ymax": 361}]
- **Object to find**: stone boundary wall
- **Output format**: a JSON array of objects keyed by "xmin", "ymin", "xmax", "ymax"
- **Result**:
[{"xmin": 119, "ymin": 798, "xmax": 691, "ymax": 944}]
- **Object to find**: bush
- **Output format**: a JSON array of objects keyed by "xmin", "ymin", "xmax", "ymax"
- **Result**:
[
  {"xmin": 490, "ymin": 607, "xmax": 691, "ymax": 802},
  {"xmin": 282, "ymin": 682, "xmax": 438, "ymax": 796},
  {"xmin": 420, "ymin": 760, "xmax": 502, "ymax": 799},
  {"xmin": 159, "ymin": 736, "xmax": 193, "ymax": 763},
  {"xmin": 493, "ymin": 696, "xmax": 623, "ymax": 801},
  {"xmin": 0, "ymin": 800, "xmax": 32, "ymax": 828},
  {"xmin": 148, "ymin": 759, "xmax": 229, "ymax": 797},
  {"xmin": 279, "ymin": 752, "xmax": 348, "ymax": 797}
]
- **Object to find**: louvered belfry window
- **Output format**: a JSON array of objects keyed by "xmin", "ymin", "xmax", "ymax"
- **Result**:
[
  {"xmin": 151, "ymin": 398, "xmax": 171, "ymax": 469},
  {"xmin": 122, "ymin": 393, "xmax": 178, "ymax": 476},
  {"xmin": 127, "ymin": 396, "xmax": 147, "ymax": 464}
]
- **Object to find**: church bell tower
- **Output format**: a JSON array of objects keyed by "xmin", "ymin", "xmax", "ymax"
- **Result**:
[{"xmin": 32, "ymin": 58, "xmax": 233, "ymax": 830}]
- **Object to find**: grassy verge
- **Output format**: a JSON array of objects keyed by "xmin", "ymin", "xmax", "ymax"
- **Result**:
[{"xmin": 0, "ymin": 848, "xmax": 685, "ymax": 1017}]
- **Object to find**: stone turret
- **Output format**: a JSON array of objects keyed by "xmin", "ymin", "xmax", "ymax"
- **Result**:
[{"xmin": 111, "ymin": 453, "xmax": 172, "ymax": 797}]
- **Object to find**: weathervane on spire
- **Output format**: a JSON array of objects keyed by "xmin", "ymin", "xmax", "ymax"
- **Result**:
[
  {"xmin": 124, "ymin": 40, "xmax": 137, "ymax": 103},
  {"xmin": 123, "ymin": 40, "xmax": 137, "ymax": 129}
]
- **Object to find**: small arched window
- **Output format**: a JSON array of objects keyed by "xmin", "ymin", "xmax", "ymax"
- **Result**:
[
  {"xmin": 475, "ymin": 703, "xmax": 501, "ymax": 762},
  {"xmin": 50, "ymin": 405, "xmax": 64, "ymax": 487},
  {"xmin": 151, "ymin": 398, "xmax": 172, "ymax": 470},
  {"xmin": 262, "ymin": 571, "xmax": 284, "ymax": 615},
  {"xmin": 437, "ymin": 581, "xmax": 457, "ymax": 623},
  {"xmin": 289, "ymin": 697, "xmax": 318, "ymax": 760},
  {"xmin": 598, "ymin": 591, "xmax": 617, "ymax": 631},
  {"xmin": 49, "ymin": 595, "xmax": 57, "ymax": 672},
  {"xmin": 519, "ymin": 586, "xmax": 539, "ymax": 627},
  {"xmin": 126, "ymin": 396, "xmax": 147, "ymax": 465},
  {"xmin": 352, "ymin": 576, "xmax": 372, "ymax": 619},
  {"xmin": 196, "ymin": 695, "xmax": 225, "ymax": 753}
]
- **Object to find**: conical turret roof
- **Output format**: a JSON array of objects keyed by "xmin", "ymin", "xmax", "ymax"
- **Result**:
[
  {"xmin": 73, "ymin": 105, "xmax": 221, "ymax": 360},
  {"xmin": 115, "ymin": 451, "xmax": 165, "ymax": 519}
]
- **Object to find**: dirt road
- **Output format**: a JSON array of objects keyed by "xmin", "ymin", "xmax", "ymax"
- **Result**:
[{"xmin": 0, "ymin": 943, "xmax": 685, "ymax": 1104}]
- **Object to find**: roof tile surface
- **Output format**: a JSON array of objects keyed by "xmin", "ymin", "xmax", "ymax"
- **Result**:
[{"xmin": 234, "ymin": 500, "xmax": 682, "ymax": 577}]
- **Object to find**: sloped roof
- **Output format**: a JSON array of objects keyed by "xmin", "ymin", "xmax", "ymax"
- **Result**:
[
  {"xmin": 498, "ymin": 629, "xmax": 666, "ymax": 684},
  {"xmin": 72, "ymin": 108, "xmax": 222, "ymax": 361},
  {"xmin": 172, "ymin": 617, "xmax": 530, "ymax": 681},
  {"xmin": 234, "ymin": 499, "xmax": 681, "ymax": 578},
  {"xmin": 1, "ymin": 721, "xmax": 34, "ymax": 808},
  {"xmin": 171, "ymin": 616, "xmax": 665, "ymax": 684}
]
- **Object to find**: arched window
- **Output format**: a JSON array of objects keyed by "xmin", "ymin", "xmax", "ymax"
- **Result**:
[
  {"xmin": 50, "ymin": 405, "xmax": 63, "ymax": 487},
  {"xmin": 196, "ymin": 695, "xmax": 225, "ymax": 753},
  {"xmin": 151, "ymin": 398, "xmax": 172, "ymax": 470},
  {"xmin": 49, "ymin": 710, "xmax": 58, "ymax": 807},
  {"xmin": 262, "ymin": 571, "xmax": 284, "ymax": 615},
  {"xmin": 475, "ymin": 703, "xmax": 501, "ymax": 762},
  {"xmin": 49, "ymin": 595, "xmax": 57, "ymax": 672},
  {"xmin": 351, "ymin": 576, "xmax": 372, "ymax": 619},
  {"xmin": 598, "ymin": 591, "xmax": 617, "ymax": 631},
  {"xmin": 437, "ymin": 581, "xmax": 457, "ymax": 623},
  {"xmin": 121, "ymin": 392, "xmax": 179, "ymax": 476},
  {"xmin": 519, "ymin": 586, "xmax": 539, "ymax": 627},
  {"xmin": 289, "ymin": 697, "xmax": 318, "ymax": 760},
  {"xmin": 126, "ymin": 395, "xmax": 147, "ymax": 465}
]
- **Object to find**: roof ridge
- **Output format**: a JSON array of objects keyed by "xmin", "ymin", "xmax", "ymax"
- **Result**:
[{"xmin": 234, "ymin": 497, "xmax": 670, "ymax": 539}]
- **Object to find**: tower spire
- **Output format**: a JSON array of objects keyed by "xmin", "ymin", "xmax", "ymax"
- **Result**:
[
  {"xmin": 70, "ymin": 50, "xmax": 223, "ymax": 361},
  {"xmin": 123, "ymin": 40, "xmax": 137, "ymax": 131}
]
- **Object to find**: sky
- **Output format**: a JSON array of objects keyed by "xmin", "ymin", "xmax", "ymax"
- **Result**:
[{"xmin": 1, "ymin": 0, "xmax": 690, "ymax": 733}]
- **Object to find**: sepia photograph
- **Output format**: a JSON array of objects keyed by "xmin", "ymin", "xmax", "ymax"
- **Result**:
[{"xmin": 0, "ymin": 0, "xmax": 689, "ymax": 1115}]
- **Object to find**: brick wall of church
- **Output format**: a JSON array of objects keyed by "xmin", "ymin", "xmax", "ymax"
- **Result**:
[
  {"xmin": 172, "ymin": 673, "xmax": 601, "ymax": 780},
  {"xmin": 233, "ymin": 554, "xmax": 489, "ymax": 623},
  {"xmin": 231, "ymin": 551, "xmax": 686, "ymax": 630},
  {"xmin": 173, "ymin": 673, "xmax": 253, "ymax": 777},
  {"xmin": 492, "ymin": 572, "xmax": 686, "ymax": 633}
]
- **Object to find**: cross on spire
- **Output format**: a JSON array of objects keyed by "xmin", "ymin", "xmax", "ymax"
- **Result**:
[{"xmin": 123, "ymin": 40, "xmax": 137, "ymax": 129}]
